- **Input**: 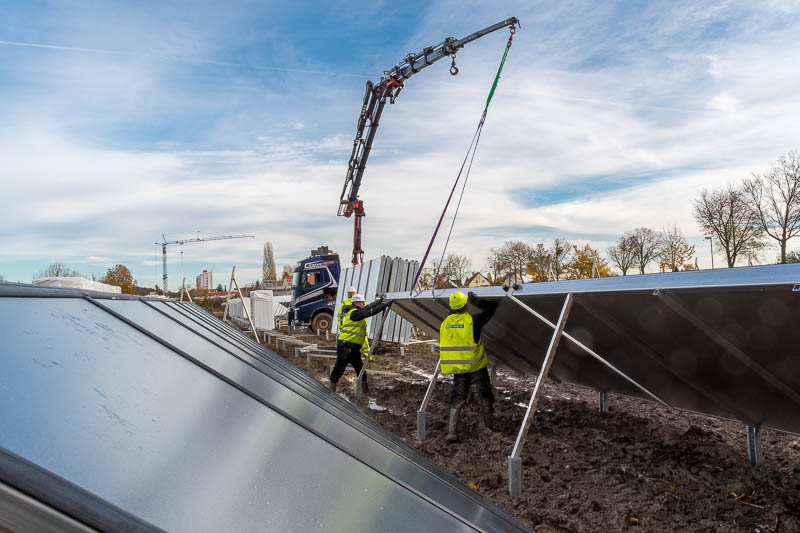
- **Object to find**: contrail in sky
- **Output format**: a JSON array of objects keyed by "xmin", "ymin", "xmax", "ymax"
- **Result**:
[{"xmin": 0, "ymin": 39, "xmax": 367, "ymax": 77}]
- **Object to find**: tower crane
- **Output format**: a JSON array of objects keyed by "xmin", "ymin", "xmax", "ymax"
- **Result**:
[
  {"xmin": 157, "ymin": 232, "xmax": 254, "ymax": 293},
  {"xmin": 338, "ymin": 17, "xmax": 519, "ymax": 265}
]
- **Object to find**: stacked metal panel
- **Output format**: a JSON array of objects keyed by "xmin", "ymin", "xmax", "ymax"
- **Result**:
[
  {"xmin": 386, "ymin": 264, "xmax": 800, "ymax": 436},
  {"xmin": 250, "ymin": 290, "xmax": 276, "ymax": 330},
  {"xmin": 333, "ymin": 256, "xmax": 418, "ymax": 343},
  {"xmin": 0, "ymin": 282, "xmax": 529, "ymax": 533}
]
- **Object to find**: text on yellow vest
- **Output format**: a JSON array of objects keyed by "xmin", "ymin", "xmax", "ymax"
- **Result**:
[{"xmin": 439, "ymin": 312, "xmax": 486, "ymax": 374}]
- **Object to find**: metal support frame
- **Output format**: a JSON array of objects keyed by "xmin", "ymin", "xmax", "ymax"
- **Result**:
[
  {"xmin": 416, "ymin": 360, "xmax": 442, "ymax": 441},
  {"xmin": 355, "ymin": 304, "xmax": 392, "ymax": 399},
  {"xmin": 180, "ymin": 277, "xmax": 193, "ymax": 303},
  {"xmin": 599, "ymin": 391, "xmax": 609, "ymax": 413},
  {"xmin": 508, "ymin": 293, "xmax": 573, "ymax": 497},
  {"xmin": 505, "ymin": 292, "xmax": 668, "ymax": 407},
  {"xmin": 222, "ymin": 266, "xmax": 260, "ymax": 343},
  {"xmin": 489, "ymin": 366, "xmax": 497, "ymax": 389},
  {"xmin": 746, "ymin": 425, "xmax": 762, "ymax": 465}
]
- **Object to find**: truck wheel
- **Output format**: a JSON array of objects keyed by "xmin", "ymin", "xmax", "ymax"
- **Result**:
[{"xmin": 311, "ymin": 312, "xmax": 333, "ymax": 333}]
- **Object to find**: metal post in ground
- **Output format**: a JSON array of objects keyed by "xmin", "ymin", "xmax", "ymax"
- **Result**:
[
  {"xmin": 508, "ymin": 293, "xmax": 573, "ymax": 497},
  {"xmin": 747, "ymin": 425, "xmax": 762, "ymax": 465},
  {"xmin": 416, "ymin": 360, "xmax": 441, "ymax": 441},
  {"xmin": 599, "ymin": 391, "xmax": 609, "ymax": 413}
]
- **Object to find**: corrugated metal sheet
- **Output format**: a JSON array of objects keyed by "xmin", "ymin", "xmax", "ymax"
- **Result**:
[{"xmin": 333, "ymin": 256, "xmax": 419, "ymax": 343}]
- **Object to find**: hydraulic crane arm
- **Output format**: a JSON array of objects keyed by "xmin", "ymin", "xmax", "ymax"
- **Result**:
[{"xmin": 338, "ymin": 17, "xmax": 518, "ymax": 266}]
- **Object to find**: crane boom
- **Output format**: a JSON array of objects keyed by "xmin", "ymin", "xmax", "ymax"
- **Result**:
[
  {"xmin": 338, "ymin": 17, "xmax": 518, "ymax": 266},
  {"xmin": 157, "ymin": 232, "xmax": 254, "ymax": 293}
]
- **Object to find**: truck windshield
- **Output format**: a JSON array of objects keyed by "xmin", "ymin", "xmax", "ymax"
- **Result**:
[{"xmin": 292, "ymin": 271, "xmax": 300, "ymax": 289}]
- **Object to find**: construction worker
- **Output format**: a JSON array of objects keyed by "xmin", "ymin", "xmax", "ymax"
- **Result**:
[
  {"xmin": 330, "ymin": 293, "xmax": 389, "ymax": 393},
  {"xmin": 337, "ymin": 286, "xmax": 357, "ymax": 328},
  {"xmin": 440, "ymin": 290, "xmax": 499, "ymax": 442}
]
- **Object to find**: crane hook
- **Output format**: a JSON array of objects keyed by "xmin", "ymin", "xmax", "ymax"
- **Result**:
[{"xmin": 449, "ymin": 54, "xmax": 459, "ymax": 75}]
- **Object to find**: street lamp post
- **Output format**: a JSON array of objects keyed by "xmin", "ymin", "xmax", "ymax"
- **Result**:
[{"xmin": 705, "ymin": 236, "xmax": 714, "ymax": 269}]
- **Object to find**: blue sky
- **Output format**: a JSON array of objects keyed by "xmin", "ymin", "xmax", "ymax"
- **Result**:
[{"xmin": 1, "ymin": 0, "xmax": 800, "ymax": 287}]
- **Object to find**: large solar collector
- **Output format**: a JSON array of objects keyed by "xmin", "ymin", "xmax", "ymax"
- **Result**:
[
  {"xmin": 0, "ymin": 283, "xmax": 530, "ymax": 532},
  {"xmin": 387, "ymin": 263, "xmax": 800, "ymax": 486}
]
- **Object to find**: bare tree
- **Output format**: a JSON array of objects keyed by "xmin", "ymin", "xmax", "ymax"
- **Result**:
[
  {"xmin": 494, "ymin": 241, "xmax": 534, "ymax": 284},
  {"xmin": 262, "ymin": 242, "xmax": 277, "ymax": 282},
  {"xmin": 694, "ymin": 184, "xmax": 765, "ymax": 267},
  {"xmin": 743, "ymin": 151, "xmax": 800, "ymax": 263},
  {"xmin": 526, "ymin": 243, "xmax": 553, "ymax": 282},
  {"xmin": 551, "ymin": 238, "xmax": 572, "ymax": 280},
  {"xmin": 628, "ymin": 228, "xmax": 661, "ymax": 274},
  {"xmin": 486, "ymin": 248, "xmax": 504, "ymax": 284},
  {"xmin": 34, "ymin": 262, "xmax": 80, "ymax": 279},
  {"xmin": 658, "ymin": 226, "xmax": 696, "ymax": 272},
  {"xmin": 607, "ymin": 235, "xmax": 636, "ymax": 275},
  {"xmin": 436, "ymin": 253, "xmax": 472, "ymax": 286}
]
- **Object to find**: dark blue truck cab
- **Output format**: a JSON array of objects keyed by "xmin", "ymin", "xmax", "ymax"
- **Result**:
[{"xmin": 290, "ymin": 248, "xmax": 340, "ymax": 332}]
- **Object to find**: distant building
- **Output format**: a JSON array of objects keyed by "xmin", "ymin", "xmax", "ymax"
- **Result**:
[
  {"xmin": 464, "ymin": 272, "xmax": 491, "ymax": 288},
  {"xmin": 196, "ymin": 269, "xmax": 213, "ymax": 290}
]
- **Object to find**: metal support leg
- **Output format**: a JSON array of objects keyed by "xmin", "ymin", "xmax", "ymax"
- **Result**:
[
  {"xmin": 599, "ymin": 391, "xmax": 609, "ymax": 413},
  {"xmin": 356, "ymin": 305, "xmax": 392, "ymax": 400},
  {"xmin": 400, "ymin": 346, "xmax": 405, "ymax": 356},
  {"xmin": 508, "ymin": 293, "xmax": 573, "ymax": 497},
  {"xmin": 431, "ymin": 342, "xmax": 437, "ymax": 353},
  {"xmin": 325, "ymin": 330, "xmax": 329, "ymax": 340},
  {"xmin": 416, "ymin": 360, "xmax": 442, "ymax": 441},
  {"xmin": 294, "ymin": 347, "xmax": 299, "ymax": 358},
  {"xmin": 489, "ymin": 366, "xmax": 497, "ymax": 389},
  {"xmin": 747, "ymin": 425, "xmax": 762, "ymax": 465},
  {"xmin": 508, "ymin": 456, "xmax": 522, "ymax": 497}
]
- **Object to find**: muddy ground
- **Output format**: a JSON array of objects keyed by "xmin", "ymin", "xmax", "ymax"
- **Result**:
[{"xmin": 267, "ymin": 331, "xmax": 800, "ymax": 532}]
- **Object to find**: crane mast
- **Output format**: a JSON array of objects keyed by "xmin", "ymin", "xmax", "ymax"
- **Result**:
[
  {"xmin": 158, "ymin": 232, "xmax": 254, "ymax": 293},
  {"xmin": 338, "ymin": 17, "xmax": 519, "ymax": 266}
]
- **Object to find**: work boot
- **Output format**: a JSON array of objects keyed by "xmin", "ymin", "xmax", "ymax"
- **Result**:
[
  {"xmin": 482, "ymin": 406, "xmax": 494, "ymax": 431},
  {"xmin": 445, "ymin": 408, "xmax": 461, "ymax": 442},
  {"xmin": 328, "ymin": 380, "xmax": 337, "ymax": 392}
]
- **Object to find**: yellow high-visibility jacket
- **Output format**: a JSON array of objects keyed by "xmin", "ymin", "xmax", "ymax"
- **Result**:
[
  {"xmin": 338, "ymin": 306, "xmax": 367, "ymax": 346},
  {"xmin": 439, "ymin": 313, "xmax": 487, "ymax": 374},
  {"xmin": 337, "ymin": 298, "xmax": 352, "ymax": 328}
]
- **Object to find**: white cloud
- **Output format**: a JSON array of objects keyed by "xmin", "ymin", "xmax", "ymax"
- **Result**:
[
  {"xmin": 706, "ymin": 92, "xmax": 740, "ymax": 113},
  {"xmin": 2, "ymin": 0, "xmax": 800, "ymax": 284}
]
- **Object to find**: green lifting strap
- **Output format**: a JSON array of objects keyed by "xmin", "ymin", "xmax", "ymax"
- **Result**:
[
  {"xmin": 411, "ymin": 25, "xmax": 517, "ymax": 294},
  {"xmin": 485, "ymin": 31, "xmax": 514, "ymax": 109}
]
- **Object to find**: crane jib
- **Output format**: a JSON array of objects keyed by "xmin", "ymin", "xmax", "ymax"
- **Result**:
[{"xmin": 337, "ymin": 17, "xmax": 519, "ymax": 266}]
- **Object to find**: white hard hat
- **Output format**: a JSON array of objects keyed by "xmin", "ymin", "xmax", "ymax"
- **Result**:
[
  {"xmin": 351, "ymin": 293, "xmax": 366, "ymax": 303},
  {"xmin": 346, "ymin": 286, "xmax": 357, "ymax": 293}
]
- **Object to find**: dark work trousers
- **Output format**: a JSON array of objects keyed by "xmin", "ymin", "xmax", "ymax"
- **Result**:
[
  {"xmin": 450, "ymin": 366, "xmax": 494, "ymax": 410},
  {"xmin": 330, "ymin": 340, "xmax": 365, "ymax": 384}
]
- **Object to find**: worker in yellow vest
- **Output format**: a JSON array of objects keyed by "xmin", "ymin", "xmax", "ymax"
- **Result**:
[
  {"xmin": 330, "ymin": 293, "xmax": 390, "ymax": 393},
  {"xmin": 337, "ymin": 286, "xmax": 357, "ymax": 329},
  {"xmin": 440, "ymin": 290, "xmax": 499, "ymax": 442}
]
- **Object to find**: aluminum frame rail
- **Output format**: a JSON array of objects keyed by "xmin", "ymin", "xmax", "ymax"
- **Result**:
[
  {"xmin": 386, "ymin": 264, "xmax": 800, "ymax": 492},
  {"xmin": 0, "ymin": 282, "xmax": 530, "ymax": 533}
]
